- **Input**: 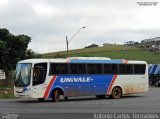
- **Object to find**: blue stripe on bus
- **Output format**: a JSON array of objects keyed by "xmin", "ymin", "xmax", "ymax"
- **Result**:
[
  {"xmin": 149, "ymin": 66, "xmax": 154, "ymax": 74},
  {"xmin": 148, "ymin": 66, "xmax": 152, "ymax": 73},
  {"xmin": 48, "ymin": 75, "xmax": 114, "ymax": 98},
  {"xmin": 69, "ymin": 59, "xmax": 123, "ymax": 64},
  {"xmin": 151, "ymin": 65, "xmax": 158, "ymax": 74}
]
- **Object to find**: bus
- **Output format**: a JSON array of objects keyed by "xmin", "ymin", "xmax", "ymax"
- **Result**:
[{"xmin": 14, "ymin": 57, "xmax": 148, "ymax": 102}]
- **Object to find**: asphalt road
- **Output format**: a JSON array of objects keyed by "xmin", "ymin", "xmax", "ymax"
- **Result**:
[{"xmin": 0, "ymin": 87, "xmax": 160, "ymax": 119}]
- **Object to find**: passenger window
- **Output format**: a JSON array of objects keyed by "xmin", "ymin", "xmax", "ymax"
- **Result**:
[
  {"xmin": 50, "ymin": 63, "xmax": 60, "ymax": 74},
  {"xmin": 60, "ymin": 64, "xmax": 68, "ymax": 74},
  {"xmin": 87, "ymin": 64, "xmax": 95, "ymax": 74},
  {"xmin": 94, "ymin": 64, "xmax": 102, "ymax": 74},
  {"xmin": 70, "ymin": 64, "xmax": 78, "ymax": 74},
  {"xmin": 134, "ymin": 64, "xmax": 146, "ymax": 74},
  {"xmin": 126, "ymin": 64, "xmax": 133, "ymax": 74},
  {"xmin": 119, "ymin": 64, "xmax": 133, "ymax": 74},
  {"xmin": 104, "ymin": 64, "xmax": 111, "ymax": 74},
  {"xmin": 77, "ymin": 64, "xmax": 86, "ymax": 74},
  {"xmin": 70, "ymin": 64, "xmax": 86, "ymax": 74},
  {"xmin": 104, "ymin": 64, "xmax": 118, "ymax": 74},
  {"xmin": 110, "ymin": 64, "xmax": 118, "ymax": 74},
  {"xmin": 49, "ymin": 63, "xmax": 68, "ymax": 75},
  {"xmin": 87, "ymin": 64, "xmax": 102, "ymax": 74},
  {"xmin": 119, "ymin": 64, "xmax": 126, "ymax": 74}
]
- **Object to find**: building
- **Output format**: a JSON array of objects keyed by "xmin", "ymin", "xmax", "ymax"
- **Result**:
[
  {"xmin": 152, "ymin": 37, "xmax": 160, "ymax": 42},
  {"xmin": 125, "ymin": 41, "xmax": 135, "ymax": 45},
  {"xmin": 141, "ymin": 37, "xmax": 160, "ymax": 43},
  {"xmin": 85, "ymin": 44, "xmax": 99, "ymax": 48},
  {"xmin": 0, "ymin": 70, "xmax": 6, "ymax": 80},
  {"xmin": 103, "ymin": 43, "xmax": 113, "ymax": 47}
]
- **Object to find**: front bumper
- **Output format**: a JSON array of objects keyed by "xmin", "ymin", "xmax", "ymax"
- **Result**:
[
  {"xmin": 14, "ymin": 86, "xmax": 31, "ymax": 98},
  {"xmin": 14, "ymin": 91, "xmax": 31, "ymax": 98}
]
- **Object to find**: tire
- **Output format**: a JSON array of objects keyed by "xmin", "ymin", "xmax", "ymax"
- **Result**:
[
  {"xmin": 111, "ymin": 87, "xmax": 122, "ymax": 99},
  {"xmin": 38, "ymin": 98, "xmax": 44, "ymax": 102},
  {"xmin": 52, "ymin": 89, "xmax": 60, "ymax": 102},
  {"xmin": 96, "ymin": 95, "xmax": 106, "ymax": 99}
]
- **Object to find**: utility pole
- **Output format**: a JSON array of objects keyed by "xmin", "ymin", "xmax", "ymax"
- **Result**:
[
  {"xmin": 123, "ymin": 41, "xmax": 126, "ymax": 59},
  {"xmin": 66, "ymin": 26, "xmax": 85, "ymax": 57},
  {"xmin": 66, "ymin": 36, "xmax": 69, "ymax": 57}
]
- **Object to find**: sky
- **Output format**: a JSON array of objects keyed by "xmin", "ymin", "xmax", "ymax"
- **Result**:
[{"xmin": 0, "ymin": 0, "xmax": 160, "ymax": 53}]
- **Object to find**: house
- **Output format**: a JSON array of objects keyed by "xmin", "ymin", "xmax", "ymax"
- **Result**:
[
  {"xmin": 85, "ymin": 44, "xmax": 99, "ymax": 48},
  {"xmin": 103, "ymin": 43, "xmax": 113, "ymax": 47},
  {"xmin": 125, "ymin": 41, "xmax": 135, "ymax": 45}
]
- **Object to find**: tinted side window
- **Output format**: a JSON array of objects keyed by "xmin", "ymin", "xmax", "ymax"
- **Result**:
[
  {"xmin": 126, "ymin": 64, "xmax": 133, "ymax": 74},
  {"xmin": 87, "ymin": 64, "xmax": 95, "ymax": 74},
  {"xmin": 134, "ymin": 64, "xmax": 146, "ymax": 74},
  {"xmin": 70, "ymin": 64, "xmax": 78, "ymax": 74},
  {"xmin": 49, "ymin": 63, "xmax": 68, "ymax": 75},
  {"xmin": 70, "ymin": 64, "xmax": 86, "ymax": 74},
  {"xmin": 50, "ymin": 63, "xmax": 60, "ymax": 74},
  {"xmin": 104, "ymin": 64, "xmax": 118, "ymax": 74},
  {"xmin": 77, "ymin": 64, "xmax": 86, "ymax": 74},
  {"xmin": 119, "ymin": 64, "xmax": 125, "ymax": 74},
  {"xmin": 95, "ymin": 64, "xmax": 103, "ymax": 74},
  {"xmin": 111, "ymin": 64, "xmax": 118, "ymax": 74},
  {"xmin": 119, "ymin": 64, "xmax": 133, "ymax": 74},
  {"xmin": 104, "ymin": 64, "xmax": 111, "ymax": 74},
  {"xmin": 87, "ymin": 64, "xmax": 102, "ymax": 74},
  {"xmin": 60, "ymin": 64, "xmax": 68, "ymax": 74}
]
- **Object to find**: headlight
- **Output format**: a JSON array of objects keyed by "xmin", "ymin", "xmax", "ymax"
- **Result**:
[{"xmin": 22, "ymin": 87, "xmax": 30, "ymax": 93}]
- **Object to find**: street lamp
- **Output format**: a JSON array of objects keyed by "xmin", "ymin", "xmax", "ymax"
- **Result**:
[{"xmin": 66, "ymin": 26, "xmax": 85, "ymax": 57}]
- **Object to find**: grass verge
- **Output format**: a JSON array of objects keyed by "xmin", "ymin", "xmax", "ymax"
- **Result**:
[{"xmin": 0, "ymin": 88, "xmax": 15, "ymax": 99}]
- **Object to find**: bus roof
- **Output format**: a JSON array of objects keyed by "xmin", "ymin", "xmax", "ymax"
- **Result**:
[{"xmin": 18, "ymin": 57, "xmax": 147, "ymax": 64}]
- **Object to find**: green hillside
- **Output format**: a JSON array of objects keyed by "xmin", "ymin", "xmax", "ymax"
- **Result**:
[{"xmin": 42, "ymin": 45, "xmax": 160, "ymax": 64}]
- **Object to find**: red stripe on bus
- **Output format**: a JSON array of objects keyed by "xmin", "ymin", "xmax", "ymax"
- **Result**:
[
  {"xmin": 107, "ymin": 75, "xmax": 118, "ymax": 94},
  {"xmin": 66, "ymin": 59, "xmax": 70, "ymax": 63},
  {"xmin": 124, "ymin": 60, "xmax": 128, "ymax": 64},
  {"xmin": 43, "ymin": 75, "xmax": 57, "ymax": 98}
]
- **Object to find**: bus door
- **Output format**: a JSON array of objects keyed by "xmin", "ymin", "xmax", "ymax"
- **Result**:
[{"xmin": 32, "ymin": 63, "xmax": 47, "ymax": 97}]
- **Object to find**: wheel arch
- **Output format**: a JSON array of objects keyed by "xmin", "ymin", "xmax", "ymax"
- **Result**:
[
  {"xmin": 109, "ymin": 84, "xmax": 124, "ymax": 95},
  {"xmin": 50, "ymin": 86, "xmax": 65, "ymax": 97}
]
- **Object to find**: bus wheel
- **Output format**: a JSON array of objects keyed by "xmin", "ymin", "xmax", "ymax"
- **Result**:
[
  {"xmin": 111, "ymin": 87, "xmax": 122, "ymax": 99},
  {"xmin": 52, "ymin": 89, "xmax": 60, "ymax": 102},
  {"xmin": 38, "ymin": 98, "xmax": 44, "ymax": 102},
  {"xmin": 96, "ymin": 95, "xmax": 106, "ymax": 99}
]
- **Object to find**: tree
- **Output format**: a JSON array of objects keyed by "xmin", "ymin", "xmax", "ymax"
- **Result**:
[
  {"xmin": 0, "ymin": 28, "xmax": 40, "ymax": 85},
  {"xmin": 25, "ymin": 49, "xmax": 41, "ymax": 59},
  {"xmin": 0, "ymin": 29, "xmax": 9, "ymax": 70},
  {"xmin": 0, "ymin": 29, "xmax": 31, "ymax": 71}
]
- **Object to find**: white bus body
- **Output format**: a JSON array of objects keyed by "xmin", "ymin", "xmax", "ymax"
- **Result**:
[{"xmin": 14, "ymin": 57, "xmax": 148, "ymax": 101}]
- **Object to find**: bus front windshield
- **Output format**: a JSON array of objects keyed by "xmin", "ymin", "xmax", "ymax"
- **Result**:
[{"xmin": 15, "ymin": 63, "xmax": 32, "ymax": 87}]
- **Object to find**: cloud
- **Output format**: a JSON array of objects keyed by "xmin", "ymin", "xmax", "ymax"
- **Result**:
[
  {"xmin": 0, "ymin": 0, "xmax": 160, "ymax": 53},
  {"xmin": 33, "ymin": 3, "xmax": 63, "ymax": 17}
]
